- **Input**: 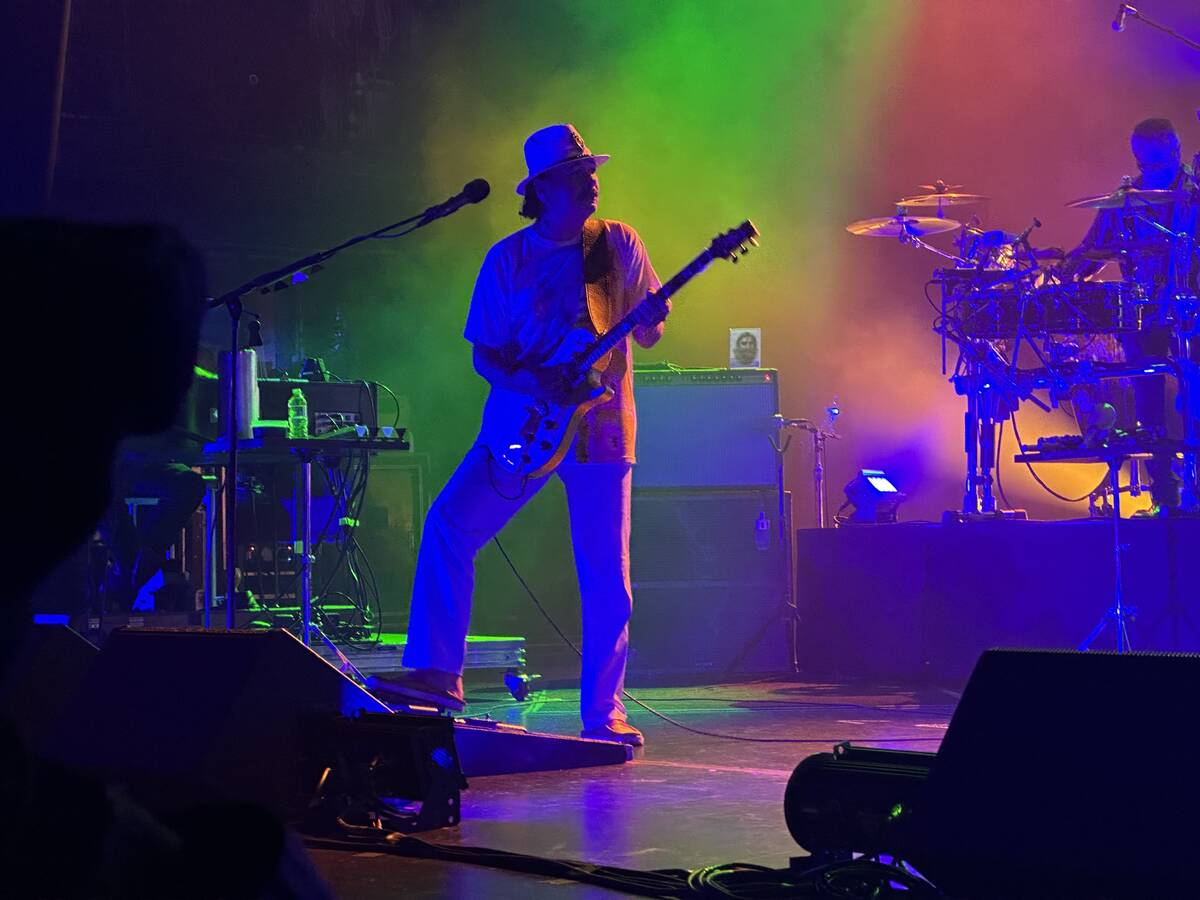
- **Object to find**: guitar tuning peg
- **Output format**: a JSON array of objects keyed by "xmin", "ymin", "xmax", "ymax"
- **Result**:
[{"xmin": 730, "ymin": 254, "xmax": 740, "ymax": 264}]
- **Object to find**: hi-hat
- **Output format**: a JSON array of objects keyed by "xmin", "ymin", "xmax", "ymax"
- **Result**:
[
  {"xmin": 846, "ymin": 215, "xmax": 963, "ymax": 238},
  {"xmin": 899, "ymin": 191, "xmax": 990, "ymax": 207},
  {"xmin": 1066, "ymin": 187, "xmax": 1188, "ymax": 209}
]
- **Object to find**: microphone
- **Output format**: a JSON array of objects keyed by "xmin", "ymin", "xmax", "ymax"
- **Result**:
[
  {"xmin": 419, "ymin": 178, "xmax": 491, "ymax": 224},
  {"xmin": 1014, "ymin": 217, "xmax": 1042, "ymax": 245},
  {"xmin": 1112, "ymin": 4, "xmax": 1135, "ymax": 32}
]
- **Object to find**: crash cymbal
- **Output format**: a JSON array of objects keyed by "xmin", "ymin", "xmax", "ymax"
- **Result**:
[
  {"xmin": 846, "ymin": 214, "xmax": 963, "ymax": 238},
  {"xmin": 899, "ymin": 191, "xmax": 990, "ymax": 207},
  {"xmin": 1066, "ymin": 187, "xmax": 1189, "ymax": 209}
]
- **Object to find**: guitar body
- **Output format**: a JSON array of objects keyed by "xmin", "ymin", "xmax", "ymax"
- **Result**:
[
  {"xmin": 483, "ymin": 379, "xmax": 612, "ymax": 478},
  {"xmin": 481, "ymin": 220, "xmax": 759, "ymax": 479}
]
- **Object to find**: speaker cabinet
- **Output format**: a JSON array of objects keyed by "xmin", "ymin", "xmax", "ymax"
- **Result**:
[
  {"xmin": 913, "ymin": 648, "xmax": 1199, "ymax": 898},
  {"xmin": 628, "ymin": 488, "xmax": 792, "ymax": 682},
  {"xmin": 632, "ymin": 368, "xmax": 780, "ymax": 488}
]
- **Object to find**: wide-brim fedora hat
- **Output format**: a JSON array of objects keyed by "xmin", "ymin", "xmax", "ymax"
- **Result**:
[{"xmin": 516, "ymin": 123, "xmax": 610, "ymax": 195}]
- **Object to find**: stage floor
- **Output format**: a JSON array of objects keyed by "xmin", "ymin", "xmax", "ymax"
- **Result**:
[{"xmin": 308, "ymin": 679, "xmax": 953, "ymax": 897}]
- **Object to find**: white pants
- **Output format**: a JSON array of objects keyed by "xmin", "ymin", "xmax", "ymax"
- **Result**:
[{"xmin": 402, "ymin": 445, "xmax": 632, "ymax": 730}]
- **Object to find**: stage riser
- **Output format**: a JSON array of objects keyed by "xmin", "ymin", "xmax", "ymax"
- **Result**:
[{"xmin": 796, "ymin": 519, "xmax": 1200, "ymax": 686}]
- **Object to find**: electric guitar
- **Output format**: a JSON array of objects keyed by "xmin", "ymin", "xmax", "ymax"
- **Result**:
[{"xmin": 484, "ymin": 220, "xmax": 760, "ymax": 478}]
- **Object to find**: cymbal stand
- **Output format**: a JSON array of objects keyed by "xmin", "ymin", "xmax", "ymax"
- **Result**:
[{"xmin": 897, "ymin": 230, "xmax": 967, "ymax": 266}]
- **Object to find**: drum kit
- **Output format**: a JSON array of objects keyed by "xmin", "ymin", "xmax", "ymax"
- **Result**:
[{"xmin": 847, "ymin": 173, "xmax": 1200, "ymax": 521}]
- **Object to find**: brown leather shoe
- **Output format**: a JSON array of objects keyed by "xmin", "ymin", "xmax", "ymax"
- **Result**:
[
  {"xmin": 367, "ymin": 670, "xmax": 466, "ymax": 712},
  {"xmin": 580, "ymin": 720, "xmax": 644, "ymax": 747}
]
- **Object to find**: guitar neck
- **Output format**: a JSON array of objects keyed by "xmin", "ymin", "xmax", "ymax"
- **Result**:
[{"xmin": 580, "ymin": 246, "xmax": 715, "ymax": 370}]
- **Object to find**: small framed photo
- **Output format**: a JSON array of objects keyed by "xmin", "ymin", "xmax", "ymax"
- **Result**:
[{"xmin": 729, "ymin": 327, "xmax": 761, "ymax": 368}]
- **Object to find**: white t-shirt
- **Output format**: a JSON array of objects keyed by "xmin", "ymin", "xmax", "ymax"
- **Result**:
[
  {"xmin": 464, "ymin": 218, "xmax": 662, "ymax": 463},
  {"xmin": 464, "ymin": 220, "xmax": 657, "ymax": 366}
]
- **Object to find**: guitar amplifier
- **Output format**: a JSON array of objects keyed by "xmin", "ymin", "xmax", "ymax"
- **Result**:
[{"xmin": 632, "ymin": 368, "xmax": 780, "ymax": 488}]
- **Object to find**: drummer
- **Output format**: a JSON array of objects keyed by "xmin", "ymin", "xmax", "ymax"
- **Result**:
[{"xmin": 1062, "ymin": 117, "xmax": 1198, "ymax": 515}]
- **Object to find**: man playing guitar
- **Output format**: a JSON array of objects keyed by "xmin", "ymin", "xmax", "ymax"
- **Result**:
[{"xmin": 370, "ymin": 124, "xmax": 670, "ymax": 746}]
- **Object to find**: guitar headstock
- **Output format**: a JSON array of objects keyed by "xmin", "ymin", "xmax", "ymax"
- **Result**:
[{"xmin": 709, "ymin": 220, "xmax": 760, "ymax": 264}]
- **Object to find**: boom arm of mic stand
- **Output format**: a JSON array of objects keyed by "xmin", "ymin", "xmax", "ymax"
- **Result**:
[
  {"xmin": 1123, "ymin": 7, "xmax": 1200, "ymax": 51},
  {"xmin": 207, "ymin": 202, "xmax": 457, "ymax": 630},
  {"xmin": 208, "ymin": 210, "xmax": 429, "ymax": 309}
]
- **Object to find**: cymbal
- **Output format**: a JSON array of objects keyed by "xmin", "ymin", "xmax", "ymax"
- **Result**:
[
  {"xmin": 1066, "ymin": 187, "xmax": 1189, "ymax": 209},
  {"xmin": 846, "ymin": 215, "xmax": 962, "ymax": 238},
  {"xmin": 899, "ymin": 191, "xmax": 989, "ymax": 207}
]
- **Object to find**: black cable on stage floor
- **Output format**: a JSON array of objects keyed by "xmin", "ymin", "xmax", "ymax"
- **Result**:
[
  {"xmin": 306, "ymin": 832, "xmax": 945, "ymax": 899},
  {"xmin": 492, "ymin": 537, "xmax": 943, "ymax": 745},
  {"xmin": 306, "ymin": 832, "xmax": 692, "ymax": 898}
]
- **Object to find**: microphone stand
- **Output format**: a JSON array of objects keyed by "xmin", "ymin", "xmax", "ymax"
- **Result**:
[
  {"xmin": 208, "ymin": 206, "xmax": 465, "ymax": 631},
  {"xmin": 1118, "ymin": 6, "xmax": 1200, "ymax": 52}
]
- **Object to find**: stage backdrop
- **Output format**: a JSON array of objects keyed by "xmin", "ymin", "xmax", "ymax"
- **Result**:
[{"xmin": 43, "ymin": 1, "xmax": 1199, "ymax": 640}]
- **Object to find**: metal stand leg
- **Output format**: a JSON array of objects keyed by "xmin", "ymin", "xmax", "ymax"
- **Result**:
[
  {"xmin": 962, "ymin": 389, "xmax": 979, "ymax": 515},
  {"xmin": 1178, "ymin": 332, "xmax": 1199, "ymax": 512},
  {"xmin": 1079, "ymin": 458, "xmax": 1134, "ymax": 652},
  {"xmin": 299, "ymin": 457, "xmax": 313, "ymax": 646},
  {"xmin": 202, "ymin": 474, "xmax": 219, "ymax": 629}
]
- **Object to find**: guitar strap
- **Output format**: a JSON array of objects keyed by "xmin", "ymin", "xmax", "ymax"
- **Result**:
[{"xmin": 581, "ymin": 219, "xmax": 616, "ymax": 337}]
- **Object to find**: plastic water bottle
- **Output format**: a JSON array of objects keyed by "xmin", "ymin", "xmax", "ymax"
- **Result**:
[
  {"xmin": 287, "ymin": 387, "xmax": 309, "ymax": 439},
  {"xmin": 754, "ymin": 510, "xmax": 770, "ymax": 551}
]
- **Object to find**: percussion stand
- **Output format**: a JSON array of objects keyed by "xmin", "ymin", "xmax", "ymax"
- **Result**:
[
  {"xmin": 951, "ymin": 340, "xmax": 1035, "ymax": 515},
  {"xmin": 1078, "ymin": 450, "xmax": 1139, "ymax": 653},
  {"xmin": 944, "ymin": 314, "xmax": 1053, "ymax": 516}
]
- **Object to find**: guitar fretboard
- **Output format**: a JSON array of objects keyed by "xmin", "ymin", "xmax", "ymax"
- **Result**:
[{"xmin": 579, "ymin": 247, "xmax": 716, "ymax": 372}]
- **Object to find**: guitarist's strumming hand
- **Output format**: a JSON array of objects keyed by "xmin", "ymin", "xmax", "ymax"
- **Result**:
[
  {"xmin": 631, "ymin": 291, "xmax": 671, "ymax": 327},
  {"xmin": 510, "ymin": 364, "xmax": 578, "ymax": 404}
]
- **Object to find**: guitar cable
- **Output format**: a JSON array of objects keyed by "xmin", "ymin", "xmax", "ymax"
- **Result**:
[
  {"xmin": 490, "ymin": 537, "xmax": 943, "ymax": 746},
  {"xmin": 485, "ymin": 452, "xmax": 530, "ymax": 502}
]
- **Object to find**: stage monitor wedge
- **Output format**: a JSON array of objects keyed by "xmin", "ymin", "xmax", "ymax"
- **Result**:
[
  {"xmin": 39, "ymin": 627, "xmax": 463, "ymax": 824},
  {"xmin": 911, "ymin": 648, "xmax": 1199, "ymax": 899}
]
